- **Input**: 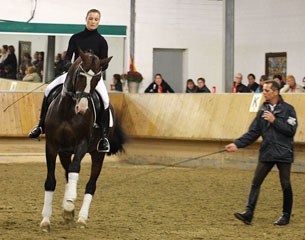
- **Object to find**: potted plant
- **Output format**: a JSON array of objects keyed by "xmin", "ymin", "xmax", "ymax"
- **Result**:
[{"xmin": 122, "ymin": 71, "xmax": 143, "ymax": 93}]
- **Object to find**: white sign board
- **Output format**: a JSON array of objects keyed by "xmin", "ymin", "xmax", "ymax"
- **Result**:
[{"xmin": 249, "ymin": 94, "xmax": 263, "ymax": 112}]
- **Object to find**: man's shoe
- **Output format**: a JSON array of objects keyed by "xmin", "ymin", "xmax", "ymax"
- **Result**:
[
  {"xmin": 234, "ymin": 210, "xmax": 253, "ymax": 225},
  {"xmin": 97, "ymin": 138, "xmax": 110, "ymax": 153},
  {"xmin": 274, "ymin": 213, "xmax": 290, "ymax": 226},
  {"xmin": 28, "ymin": 126, "xmax": 43, "ymax": 139}
]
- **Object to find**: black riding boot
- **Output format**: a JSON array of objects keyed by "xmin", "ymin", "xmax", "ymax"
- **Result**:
[
  {"xmin": 28, "ymin": 96, "xmax": 48, "ymax": 139},
  {"xmin": 274, "ymin": 185, "xmax": 292, "ymax": 226},
  {"xmin": 234, "ymin": 184, "xmax": 260, "ymax": 225},
  {"xmin": 97, "ymin": 108, "xmax": 110, "ymax": 152}
]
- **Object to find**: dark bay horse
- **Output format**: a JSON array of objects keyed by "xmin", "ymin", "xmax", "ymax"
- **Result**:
[{"xmin": 40, "ymin": 50, "xmax": 125, "ymax": 231}]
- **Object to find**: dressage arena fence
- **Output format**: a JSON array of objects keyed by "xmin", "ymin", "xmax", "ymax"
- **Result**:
[{"xmin": 1, "ymin": 78, "xmax": 305, "ymax": 172}]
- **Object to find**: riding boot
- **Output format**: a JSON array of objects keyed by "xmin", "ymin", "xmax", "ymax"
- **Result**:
[
  {"xmin": 97, "ymin": 108, "xmax": 110, "ymax": 152},
  {"xmin": 274, "ymin": 185, "xmax": 292, "ymax": 226},
  {"xmin": 234, "ymin": 184, "xmax": 260, "ymax": 225},
  {"xmin": 28, "ymin": 96, "xmax": 48, "ymax": 139}
]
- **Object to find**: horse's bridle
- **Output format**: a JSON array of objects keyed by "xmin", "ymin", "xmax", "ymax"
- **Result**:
[{"xmin": 63, "ymin": 61, "xmax": 102, "ymax": 101}]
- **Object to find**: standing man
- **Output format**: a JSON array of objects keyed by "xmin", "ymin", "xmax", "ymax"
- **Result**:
[
  {"xmin": 226, "ymin": 80, "xmax": 297, "ymax": 226},
  {"xmin": 29, "ymin": 9, "xmax": 111, "ymax": 152}
]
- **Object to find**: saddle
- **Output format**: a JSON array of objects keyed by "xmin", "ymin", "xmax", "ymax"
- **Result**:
[{"xmin": 47, "ymin": 84, "xmax": 103, "ymax": 127}]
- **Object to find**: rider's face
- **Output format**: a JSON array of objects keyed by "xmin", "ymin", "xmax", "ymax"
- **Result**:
[{"xmin": 86, "ymin": 12, "xmax": 100, "ymax": 31}]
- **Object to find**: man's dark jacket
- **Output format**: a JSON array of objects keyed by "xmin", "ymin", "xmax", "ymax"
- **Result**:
[
  {"xmin": 234, "ymin": 96, "xmax": 297, "ymax": 163},
  {"xmin": 236, "ymin": 83, "xmax": 251, "ymax": 93}
]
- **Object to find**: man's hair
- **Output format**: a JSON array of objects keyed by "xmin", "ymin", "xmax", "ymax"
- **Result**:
[
  {"xmin": 264, "ymin": 80, "xmax": 281, "ymax": 91},
  {"xmin": 86, "ymin": 9, "xmax": 101, "ymax": 18},
  {"xmin": 113, "ymin": 74, "xmax": 121, "ymax": 81},
  {"xmin": 197, "ymin": 77, "xmax": 205, "ymax": 83},
  {"xmin": 273, "ymin": 74, "xmax": 282, "ymax": 81},
  {"xmin": 247, "ymin": 73, "xmax": 256, "ymax": 79}
]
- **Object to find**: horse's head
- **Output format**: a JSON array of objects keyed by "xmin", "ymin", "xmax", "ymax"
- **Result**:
[{"xmin": 66, "ymin": 49, "xmax": 112, "ymax": 115}]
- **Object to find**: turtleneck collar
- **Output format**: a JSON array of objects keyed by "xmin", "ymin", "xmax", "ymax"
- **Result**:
[{"xmin": 84, "ymin": 27, "xmax": 98, "ymax": 35}]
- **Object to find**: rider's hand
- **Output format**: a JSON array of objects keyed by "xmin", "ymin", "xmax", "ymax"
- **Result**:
[{"xmin": 225, "ymin": 143, "xmax": 238, "ymax": 152}]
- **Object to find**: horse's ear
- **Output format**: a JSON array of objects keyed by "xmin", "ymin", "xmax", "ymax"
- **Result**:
[
  {"xmin": 78, "ymin": 48, "xmax": 86, "ymax": 61},
  {"xmin": 100, "ymin": 56, "xmax": 113, "ymax": 69}
]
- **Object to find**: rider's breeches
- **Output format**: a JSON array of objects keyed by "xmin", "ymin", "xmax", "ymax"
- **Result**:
[{"xmin": 44, "ymin": 73, "xmax": 109, "ymax": 109}]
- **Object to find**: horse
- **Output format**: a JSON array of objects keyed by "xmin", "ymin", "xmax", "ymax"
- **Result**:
[{"xmin": 39, "ymin": 50, "xmax": 125, "ymax": 232}]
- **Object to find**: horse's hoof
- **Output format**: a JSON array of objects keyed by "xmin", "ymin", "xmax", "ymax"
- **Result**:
[
  {"xmin": 77, "ymin": 217, "xmax": 87, "ymax": 228},
  {"xmin": 62, "ymin": 201, "xmax": 75, "ymax": 225},
  {"xmin": 40, "ymin": 219, "xmax": 51, "ymax": 232}
]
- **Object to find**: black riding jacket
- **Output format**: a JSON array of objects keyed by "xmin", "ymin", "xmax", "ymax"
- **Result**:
[
  {"xmin": 65, "ymin": 28, "xmax": 108, "ymax": 71},
  {"xmin": 234, "ymin": 96, "xmax": 297, "ymax": 163}
]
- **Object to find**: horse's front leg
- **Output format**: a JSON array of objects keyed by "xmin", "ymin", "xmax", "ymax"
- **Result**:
[
  {"xmin": 77, "ymin": 150, "xmax": 105, "ymax": 228},
  {"xmin": 62, "ymin": 142, "xmax": 88, "ymax": 225},
  {"xmin": 40, "ymin": 143, "xmax": 58, "ymax": 232}
]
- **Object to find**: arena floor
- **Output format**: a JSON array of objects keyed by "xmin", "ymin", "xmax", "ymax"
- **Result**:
[{"xmin": 1, "ymin": 139, "xmax": 305, "ymax": 239}]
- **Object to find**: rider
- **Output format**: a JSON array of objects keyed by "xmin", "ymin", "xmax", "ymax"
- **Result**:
[{"xmin": 29, "ymin": 9, "xmax": 111, "ymax": 152}]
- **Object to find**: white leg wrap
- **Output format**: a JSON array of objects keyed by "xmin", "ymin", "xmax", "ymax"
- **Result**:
[
  {"xmin": 78, "ymin": 194, "xmax": 93, "ymax": 220},
  {"xmin": 42, "ymin": 191, "xmax": 54, "ymax": 218},
  {"xmin": 96, "ymin": 77, "xmax": 109, "ymax": 109},
  {"xmin": 63, "ymin": 173, "xmax": 79, "ymax": 202},
  {"xmin": 45, "ymin": 73, "xmax": 67, "ymax": 97}
]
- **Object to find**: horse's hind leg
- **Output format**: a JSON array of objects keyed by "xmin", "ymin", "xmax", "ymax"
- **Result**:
[
  {"xmin": 77, "ymin": 151, "xmax": 105, "ymax": 228},
  {"xmin": 40, "ymin": 143, "xmax": 57, "ymax": 232}
]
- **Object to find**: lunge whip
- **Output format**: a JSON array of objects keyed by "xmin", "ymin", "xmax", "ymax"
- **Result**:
[{"xmin": 3, "ymin": 82, "xmax": 47, "ymax": 112}]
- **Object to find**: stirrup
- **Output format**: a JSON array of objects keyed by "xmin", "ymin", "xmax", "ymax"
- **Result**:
[{"xmin": 97, "ymin": 138, "xmax": 110, "ymax": 153}]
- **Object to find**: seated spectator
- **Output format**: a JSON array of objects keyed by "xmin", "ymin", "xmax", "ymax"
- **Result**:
[
  {"xmin": 234, "ymin": 73, "xmax": 250, "ymax": 93},
  {"xmin": 112, "ymin": 74, "xmax": 123, "ymax": 92},
  {"xmin": 302, "ymin": 77, "xmax": 305, "ymax": 90},
  {"xmin": 54, "ymin": 53, "xmax": 65, "ymax": 77},
  {"xmin": 185, "ymin": 79, "xmax": 197, "ymax": 93},
  {"xmin": 16, "ymin": 65, "xmax": 26, "ymax": 80},
  {"xmin": 247, "ymin": 73, "xmax": 259, "ymax": 92},
  {"xmin": 196, "ymin": 77, "xmax": 210, "ymax": 93},
  {"xmin": 273, "ymin": 74, "xmax": 285, "ymax": 89},
  {"xmin": 255, "ymin": 75, "xmax": 268, "ymax": 93},
  {"xmin": 280, "ymin": 75, "xmax": 304, "ymax": 93},
  {"xmin": 23, "ymin": 66, "xmax": 41, "ymax": 82},
  {"xmin": 144, "ymin": 73, "xmax": 175, "ymax": 93}
]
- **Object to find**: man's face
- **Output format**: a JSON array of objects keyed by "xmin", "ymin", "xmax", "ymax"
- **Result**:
[
  {"xmin": 263, "ymin": 83, "xmax": 278, "ymax": 102},
  {"xmin": 197, "ymin": 80, "xmax": 204, "ymax": 88},
  {"xmin": 235, "ymin": 75, "xmax": 242, "ymax": 84},
  {"xmin": 248, "ymin": 76, "xmax": 255, "ymax": 85}
]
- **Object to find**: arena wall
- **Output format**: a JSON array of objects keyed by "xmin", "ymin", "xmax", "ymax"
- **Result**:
[{"xmin": 1, "ymin": 90, "xmax": 305, "ymax": 171}]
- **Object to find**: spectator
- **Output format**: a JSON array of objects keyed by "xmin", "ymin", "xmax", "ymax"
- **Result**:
[
  {"xmin": 23, "ymin": 66, "xmax": 41, "ymax": 82},
  {"xmin": 54, "ymin": 53, "xmax": 65, "ymax": 77},
  {"xmin": 16, "ymin": 65, "xmax": 26, "ymax": 80},
  {"xmin": 144, "ymin": 73, "xmax": 175, "ymax": 93},
  {"xmin": 1, "ymin": 45, "xmax": 17, "ymax": 79},
  {"xmin": 196, "ymin": 77, "xmax": 210, "ymax": 93},
  {"xmin": 302, "ymin": 77, "xmax": 305, "ymax": 90},
  {"xmin": 0, "ymin": 45, "xmax": 8, "ymax": 64},
  {"xmin": 247, "ymin": 73, "xmax": 259, "ymax": 92},
  {"xmin": 112, "ymin": 74, "xmax": 123, "ymax": 92},
  {"xmin": 234, "ymin": 73, "xmax": 250, "ymax": 93},
  {"xmin": 32, "ymin": 51, "xmax": 39, "ymax": 66},
  {"xmin": 35, "ymin": 51, "xmax": 44, "ymax": 79},
  {"xmin": 280, "ymin": 75, "xmax": 304, "ymax": 93},
  {"xmin": 2, "ymin": 65, "xmax": 16, "ymax": 79},
  {"xmin": 273, "ymin": 74, "xmax": 285, "ymax": 89},
  {"xmin": 255, "ymin": 75, "xmax": 268, "ymax": 93},
  {"xmin": 185, "ymin": 79, "xmax": 197, "ymax": 93}
]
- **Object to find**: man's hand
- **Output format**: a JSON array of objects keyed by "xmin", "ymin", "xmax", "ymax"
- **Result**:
[
  {"xmin": 263, "ymin": 111, "xmax": 275, "ymax": 123},
  {"xmin": 225, "ymin": 143, "xmax": 238, "ymax": 152}
]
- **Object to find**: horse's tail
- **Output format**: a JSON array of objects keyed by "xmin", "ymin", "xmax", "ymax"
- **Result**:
[{"xmin": 108, "ymin": 121, "xmax": 126, "ymax": 155}]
